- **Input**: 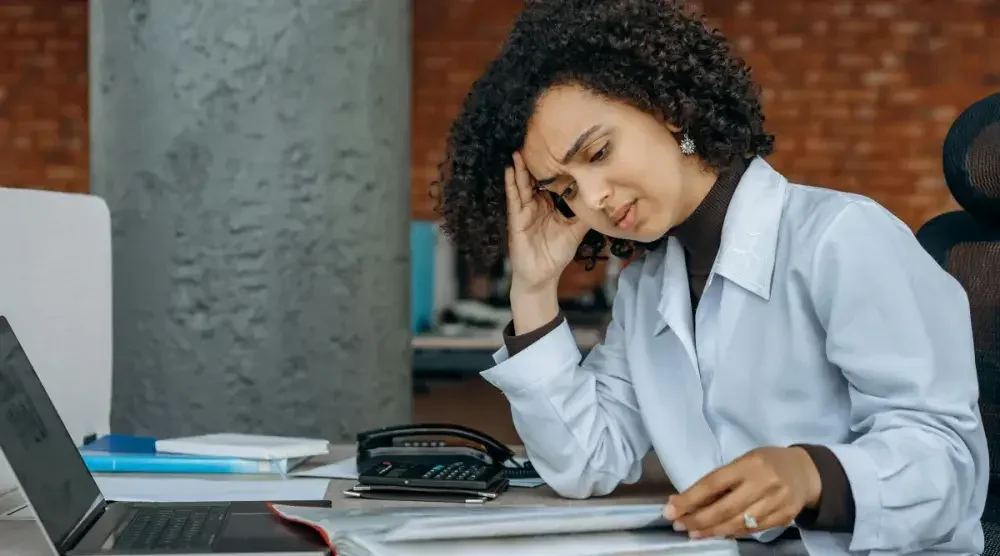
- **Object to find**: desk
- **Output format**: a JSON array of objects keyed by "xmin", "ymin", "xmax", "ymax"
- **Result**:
[
  {"xmin": 413, "ymin": 328, "xmax": 600, "ymax": 375},
  {"xmin": 1, "ymin": 446, "xmax": 806, "ymax": 555},
  {"xmin": 0, "ymin": 444, "xmax": 672, "ymax": 555}
]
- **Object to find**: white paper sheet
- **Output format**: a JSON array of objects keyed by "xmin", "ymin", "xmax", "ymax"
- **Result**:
[
  {"xmin": 293, "ymin": 457, "xmax": 545, "ymax": 488},
  {"xmin": 292, "ymin": 458, "xmax": 358, "ymax": 480},
  {"xmin": 382, "ymin": 504, "xmax": 671, "ymax": 542},
  {"xmin": 95, "ymin": 476, "xmax": 330, "ymax": 503},
  {"xmin": 268, "ymin": 504, "xmax": 739, "ymax": 556},
  {"xmin": 340, "ymin": 530, "xmax": 740, "ymax": 556}
]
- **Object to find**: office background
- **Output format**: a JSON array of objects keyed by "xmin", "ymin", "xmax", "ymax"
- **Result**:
[{"xmin": 0, "ymin": 0, "xmax": 998, "ymax": 447}]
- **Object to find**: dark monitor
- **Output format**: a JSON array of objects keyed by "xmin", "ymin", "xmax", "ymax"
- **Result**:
[{"xmin": 0, "ymin": 315, "xmax": 105, "ymax": 551}]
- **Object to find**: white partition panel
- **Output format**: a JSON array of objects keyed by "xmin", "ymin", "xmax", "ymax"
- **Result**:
[{"xmin": 0, "ymin": 186, "xmax": 113, "ymax": 493}]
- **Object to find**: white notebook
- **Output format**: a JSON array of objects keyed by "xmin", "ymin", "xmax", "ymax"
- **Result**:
[{"xmin": 155, "ymin": 433, "xmax": 331, "ymax": 460}]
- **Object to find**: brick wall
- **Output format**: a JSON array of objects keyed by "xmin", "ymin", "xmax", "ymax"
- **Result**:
[
  {"xmin": 412, "ymin": 0, "xmax": 1000, "ymax": 295},
  {"xmin": 693, "ymin": 0, "xmax": 1000, "ymax": 225},
  {"xmin": 0, "ymin": 1, "xmax": 88, "ymax": 194}
]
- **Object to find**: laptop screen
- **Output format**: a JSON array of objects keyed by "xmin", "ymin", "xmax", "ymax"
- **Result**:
[{"xmin": 0, "ymin": 316, "xmax": 105, "ymax": 549}]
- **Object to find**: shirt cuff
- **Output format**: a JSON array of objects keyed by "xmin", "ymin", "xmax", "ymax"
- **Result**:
[
  {"xmin": 482, "ymin": 317, "xmax": 579, "ymax": 395},
  {"xmin": 792, "ymin": 444, "xmax": 856, "ymax": 533},
  {"xmin": 502, "ymin": 313, "xmax": 566, "ymax": 356},
  {"xmin": 823, "ymin": 443, "xmax": 883, "ymax": 549}
]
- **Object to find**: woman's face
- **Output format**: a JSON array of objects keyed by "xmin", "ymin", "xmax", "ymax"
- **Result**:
[{"xmin": 520, "ymin": 84, "xmax": 715, "ymax": 242}]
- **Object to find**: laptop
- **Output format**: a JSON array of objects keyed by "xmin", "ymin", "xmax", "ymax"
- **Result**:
[{"xmin": 0, "ymin": 315, "xmax": 331, "ymax": 555}]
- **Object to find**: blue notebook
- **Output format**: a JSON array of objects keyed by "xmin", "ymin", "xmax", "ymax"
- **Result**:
[{"xmin": 79, "ymin": 434, "xmax": 307, "ymax": 475}]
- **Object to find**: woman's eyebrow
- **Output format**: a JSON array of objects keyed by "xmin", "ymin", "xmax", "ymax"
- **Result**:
[
  {"xmin": 560, "ymin": 125, "xmax": 601, "ymax": 164},
  {"xmin": 535, "ymin": 124, "xmax": 602, "ymax": 185}
]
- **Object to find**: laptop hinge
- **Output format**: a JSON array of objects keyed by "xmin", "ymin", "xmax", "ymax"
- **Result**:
[{"xmin": 58, "ymin": 495, "xmax": 108, "ymax": 552}]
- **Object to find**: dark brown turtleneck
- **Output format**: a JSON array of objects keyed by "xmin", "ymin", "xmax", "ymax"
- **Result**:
[
  {"xmin": 500, "ymin": 158, "xmax": 855, "ymax": 534},
  {"xmin": 667, "ymin": 159, "xmax": 745, "ymax": 310}
]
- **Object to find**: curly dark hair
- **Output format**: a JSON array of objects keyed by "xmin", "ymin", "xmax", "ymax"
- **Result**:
[{"xmin": 432, "ymin": 0, "xmax": 775, "ymax": 273}]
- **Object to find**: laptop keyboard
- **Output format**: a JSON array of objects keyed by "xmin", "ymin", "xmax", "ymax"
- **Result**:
[{"xmin": 114, "ymin": 505, "xmax": 228, "ymax": 550}]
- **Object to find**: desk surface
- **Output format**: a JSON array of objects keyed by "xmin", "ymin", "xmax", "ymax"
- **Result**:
[
  {"xmin": 0, "ymin": 444, "xmax": 672, "ymax": 555},
  {"xmin": 412, "ymin": 330, "xmax": 601, "ymax": 375},
  {"xmin": 412, "ymin": 328, "xmax": 602, "ymax": 350}
]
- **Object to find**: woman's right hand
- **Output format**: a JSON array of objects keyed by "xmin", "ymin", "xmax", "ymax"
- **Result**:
[{"xmin": 505, "ymin": 151, "xmax": 589, "ymax": 293}]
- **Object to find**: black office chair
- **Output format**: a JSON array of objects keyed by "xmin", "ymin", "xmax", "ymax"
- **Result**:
[{"xmin": 915, "ymin": 91, "xmax": 1000, "ymax": 553}]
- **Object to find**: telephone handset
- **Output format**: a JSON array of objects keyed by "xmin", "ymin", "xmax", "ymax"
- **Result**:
[
  {"xmin": 354, "ymin": 423, "xmax": 539, "ymax": 493},
  {"xmin": 547, "ymin": 191, "xmax": 576, "ymax": 219}
]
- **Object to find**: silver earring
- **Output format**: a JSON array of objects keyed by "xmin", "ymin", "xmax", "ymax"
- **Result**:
[{"xmin": 679, "ymin": 133, "xmax": 696, "ymax": 155}]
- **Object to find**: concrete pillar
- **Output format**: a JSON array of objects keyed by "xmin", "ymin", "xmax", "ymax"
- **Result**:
[{"xmin": 89, "ymin": 0, "xmax": 412, "ymax": 441}]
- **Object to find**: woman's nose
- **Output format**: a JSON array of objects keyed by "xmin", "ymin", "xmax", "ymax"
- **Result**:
[{"xmin": 578, "ymin": 177, "xmax": 612, "ymax": 212}]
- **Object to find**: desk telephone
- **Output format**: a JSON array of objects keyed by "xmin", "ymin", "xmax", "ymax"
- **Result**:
[{"xmin": 353, "ymin": 424, "xmax": 540, "ymax": 502}]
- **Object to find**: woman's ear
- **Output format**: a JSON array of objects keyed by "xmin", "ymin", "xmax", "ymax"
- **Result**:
[{"xmin": 648, "ymin": 108, "xmax": 681, "ymax": 132}]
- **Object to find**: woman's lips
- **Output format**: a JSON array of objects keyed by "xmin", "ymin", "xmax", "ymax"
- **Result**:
[{"xmin": 615, "ymin": 201, "xmax": 638, "ymax": 231}]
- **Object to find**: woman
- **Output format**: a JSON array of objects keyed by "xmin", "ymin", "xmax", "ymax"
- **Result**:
[{"xmin": 432, "ymin": 0, "xmax": 988, "ymax": 553}]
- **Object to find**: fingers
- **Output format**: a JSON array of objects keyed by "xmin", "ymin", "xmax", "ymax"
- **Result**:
[
  {"xmin": 664, "ymin": 464, "xmax": 744, "ymax": 522},
  {"xmin": 504, "ymin": 165, "xmax": 523, "ymax": 212},
  {"xmin": 690, "ymin": 490, "xmax": 792, "ymax": 540},
  {"xmin": 512, "ymin": 151, "xmax": 535, "ymax": 202},
  {"xmin": 506, "ymin": 150, "xmax": 588, "ymax": 239},
  {"xmin": 505, "ymin": 154, "xmax": 533, "ymax": 234},
  {"xmin": 665, "ymin": 448, "xmax": 803, "ymax": 540},
  {"xmin": 506, "ymin": 151, "xmax": 542, "ymax": 232},
  {"xmin": 672, "ymin": 481, "xmax": 760, "ymax": 535}
]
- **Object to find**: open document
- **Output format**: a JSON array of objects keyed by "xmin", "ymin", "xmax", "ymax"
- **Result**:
[{"xmin": 269, "ymin": 503, "xmax": 739, "ymax": 556}]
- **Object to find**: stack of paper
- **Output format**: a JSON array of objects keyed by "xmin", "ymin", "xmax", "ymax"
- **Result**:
[
  {"xmin": 336, "ymin": 530, "xmax": 739, "ymax": 556},
  {"xmin": 268, "ymin": 503, "xmax": 739, "ymax": 556},
  {"xmin": 97, "ymin": 477, "xmax": 330, "ymax": 503},
  {"xmin": 79, "ymin": 434, "xmax": 310, "ymax": 475},
  {"xmin": 155, "ymin": 433, "xmax": 331, "ymax": 460}
]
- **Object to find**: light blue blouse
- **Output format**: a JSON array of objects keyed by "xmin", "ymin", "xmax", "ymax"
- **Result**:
[{"xmin": 482, "ymin": 157, "xmax": 989, "ymax": 554}]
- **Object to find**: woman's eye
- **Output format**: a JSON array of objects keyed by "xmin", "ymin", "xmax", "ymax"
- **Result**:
[
  {"xmin": 561, "ymin": 183, "xmax": 577, "ymax": 200},
  {"xmin": 590, "ymin": 143, "xmax": 609, "ymax": 162}
]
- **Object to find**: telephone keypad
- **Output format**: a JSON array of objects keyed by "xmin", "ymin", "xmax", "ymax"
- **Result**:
[
  {"xmin": 420, "ymin": 462, "xmax": 486, "ymax": 481},
  {"xmin": 359, "ymin": 457, "xmax": 503, "ymax": 491}
]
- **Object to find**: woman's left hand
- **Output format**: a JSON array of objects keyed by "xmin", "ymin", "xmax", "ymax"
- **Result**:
[{"xmin": 663, "ymin": 446, "xmax": 822, "ymax": 539}]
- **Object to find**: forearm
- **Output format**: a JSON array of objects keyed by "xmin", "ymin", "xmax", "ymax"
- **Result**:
[
  {"xmin": 509, "ymin": 279, "xmax": 560, "ymax": 336},
  {"xmin": 823, "ymin": 417, "xmax": 985, "ymax": 552},
  {"xmin": 508, "ymin": 391, "xmax": 645, "ymax": 498},
  {"xmin": 485, "ymin": 282, "xmax": 651, "ymax": 499},
  {"xmin": 485, "ymin": 320, "xmax": 648, "ymax": 498}
]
